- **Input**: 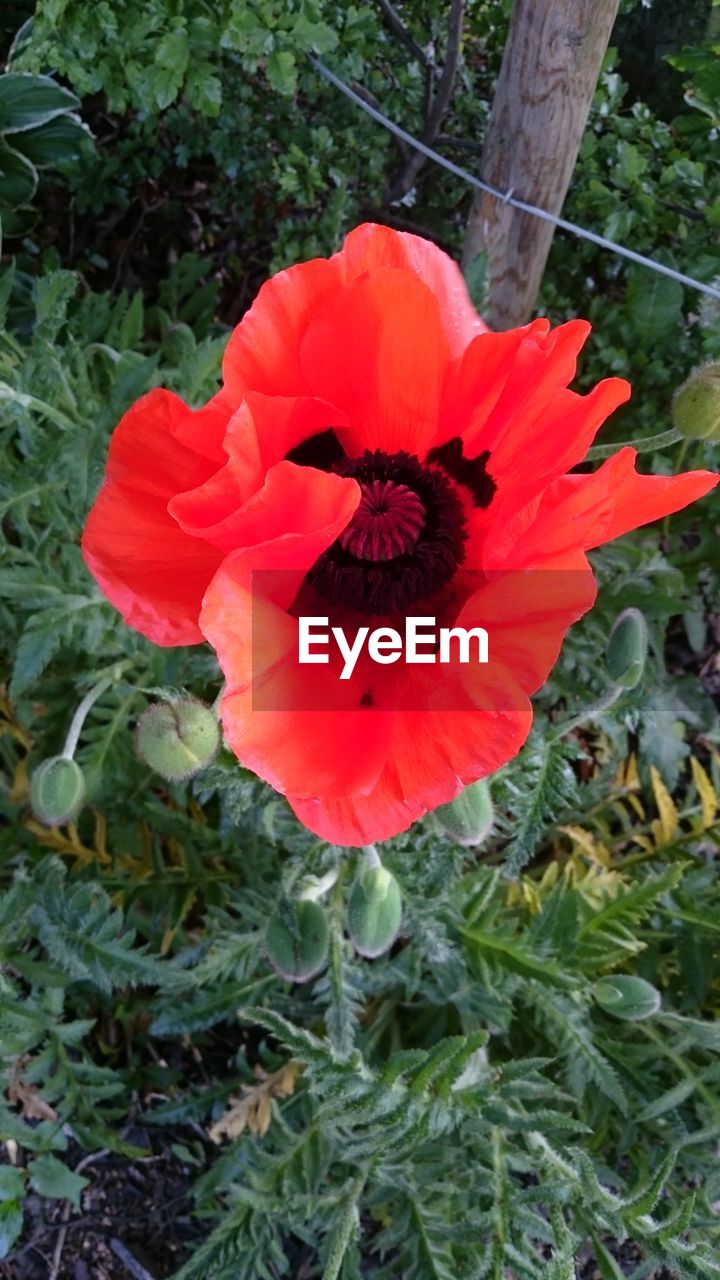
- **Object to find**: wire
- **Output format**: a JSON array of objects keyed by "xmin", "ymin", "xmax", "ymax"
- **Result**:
[{"xmin": 309, "ymin": 55, "xmax": 720, "ymax": 304}]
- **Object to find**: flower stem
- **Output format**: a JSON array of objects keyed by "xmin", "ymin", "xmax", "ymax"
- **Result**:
[
  {"xmin": 662, "ymin": 436, "xmax": 691, "ymax": 539},
  {"xmin": 586, "ymin": 427, "xmax": 683, "ymax": 461},
  {"xmin": 361, "ymin": 844, "xmax": 382, "ymax": 868},
  {"xmin": 62, "ymin": 662, "xmax": 130, "ymax": 760},
  {"xmin": 549, "ymin": 683, "xmax": 624, "ymax": 742},
  {"xmin": 299, "ymin": 867, "xmax": 340, "ymax": 902},
  {"xmin": 0, "ymin": 382, "xmax": 78, "ymax": 432}
]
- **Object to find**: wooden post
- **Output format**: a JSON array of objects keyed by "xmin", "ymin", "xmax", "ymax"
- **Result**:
[{"xmin": 463, "ymin": 0, "xmax": 620, "ymax": 330}]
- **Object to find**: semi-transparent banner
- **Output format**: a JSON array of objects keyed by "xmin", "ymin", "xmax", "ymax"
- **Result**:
[{"xmin": 238, "ymin": 568, "xmax": 600, "ymax": 713}]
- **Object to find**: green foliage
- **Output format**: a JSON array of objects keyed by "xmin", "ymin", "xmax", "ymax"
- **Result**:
[
  {"xmin": 500, "ymin": 736, "xmax": 581, "ymax": 877},
  {"xmin": 1, "ymin": 2, "xmax": 720, "ymax": 1275},
  {"xmin": 544, "ymin": 48, "xmax": 720, "ymax": 427},
  {"xmin": 10, "ymin": 0, "xmax": 488, "ymax": 274},
  {"xmin": 0, "ymin": 72, "xmax": 89, "ymax": 239}
]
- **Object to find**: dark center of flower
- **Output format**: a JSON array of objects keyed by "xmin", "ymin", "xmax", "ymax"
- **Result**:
[
  {"xmin": 308, "ymin": 450, "xmax": 467, "ymax": 615},
  {"xmin": 339, "ymin": 478, "xmax": 425, "ymax": 562}
]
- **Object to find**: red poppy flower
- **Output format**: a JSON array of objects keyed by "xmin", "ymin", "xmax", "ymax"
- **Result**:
[{"xmin": 82, "ymin": 224, "xmax": 718, "ymax": 845}]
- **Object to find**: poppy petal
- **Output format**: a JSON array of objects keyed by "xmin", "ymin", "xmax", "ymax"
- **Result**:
[
  {"xmin": 339, "ymin": 222, "xmax": 488, "ymax": 353},
  {"xmin": 289, "ymin": 760, "xmax": 424, "ymax": 846},
  {"xmin": 222, "ymin": 223, "xmax": 485, "ymax": 405},
  {"xmin": 439, "ymin": 319, "xmax": 551, "ymax": 448},
  {"xmin": 300, "ymin": 267, "xmax": 451, "ymax": 456},
  {"xmin": 81, "ymin": 389, "xmax": 224, "ymax": 646},
  {"xmin": 288, "ymin": 703, "xmax": 532, "ymax": 846},
  {"xmin": 581, "ymin": 451, "xmax": 718, "ymax": 547},
  {"xmin": 222, "ymin": 257, "xmax": 343, "ymax": 402},
  {"xmin": 170, "ymin": 394, "xmax": 350, "ymax": 549},
  {"xmin": 286, "ymin": 563, "xmax": 596, "ymax": 844},
  {"xmin": 199, "ymin": 469, "xmax": 392, "ymax": 800},
  {"xmin": 169, "ymin": 388, "xmax": 234, "ymax": 465},
  {"xmin": 441, "ymin": 319, "xmax": 629, "ymax": 498},
  {"xmin": 499, "ymin": 448, "xmax": 718, "ymax": 566}
]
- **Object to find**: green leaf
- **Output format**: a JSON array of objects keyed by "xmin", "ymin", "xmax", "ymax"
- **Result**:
[
  {"xmin": 462, "ymin": 925, "xmax": 574, "ymax": 989},
  {"xmin": 637, "ymin": 1078, "xmax": 697, "ymax": 1121},
  {"xmin": 185, "ymin": 64, "xmax": 222, "ymax": 116},
  {"xmin": 151, "ymin": 27, "xmax": 190, "ymax": 108},
  {"xmin": 291, "ymin": 14, "xmax": 339, "ymax": 55},
  {"xmin": 0, "ymin": 1168, "xmax": 24, "ymax": 1202},
  {"xmin": 0, "ymin": 1199, "xmax": 23, "ymax": 1260},
  {"xmin": 0, "ymin": 260, "xmax": 15, "ymax": 327},
  {"xmin": 613, "ymin": 140, "xmax": 648, "ymax": 189},
  {"xmin": 266, "ymin": 50, "xmax": 298, "ymax": 96},
  {"xmin": 589, "ymin": 1234, "xmax": 627, "ymax": 1280},
  {"xmin": 10, "ymin": 596, "xmax": 101, "ymax": 696},
  {"xmin": 463, "ymin": 251, "xmax": 488, "ymax": 312},
  {"xmin": 503, "ymin": 738, "xmax": 579, "ymax": 877},
  {"xmin": 11, "ymin": 114, "xmax": 90, "ymax": 167},
  {"xmin": 34, "ymin": 268, "xmax": 79, "ymax": 337},
  {"xmin": 320, "ymin": 1167, "xmax": 366, "ymax": 1280},
  {"xmin": 118, "ymin": 289, "xmax": 144, "ymax": 350},
  {"xmin": 30, "ymin": 867, "xmax": 189, "ymax": 995},
  {"xmin": 625, "ymin": 266, "xmax": 684, "ymax": 343},
  {"xmin": 28, "ymin": 1154, "xmax": 89, "ymax": 1208},
  {"xmin": 0, "ymin": 73, "xmax": 79, "ymax": 134},
  {"xmin": 0, "ymin": 143, "xmax": 38, "ymax": 210},
  {"xmin": 0, "ymin": 204, "xmax": 38, "ymax": 238}
]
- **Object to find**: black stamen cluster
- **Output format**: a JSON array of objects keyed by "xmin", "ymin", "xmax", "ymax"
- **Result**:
[{"xmin": 308, "ymin": 450, "xmax": 468, "ymax": 615}]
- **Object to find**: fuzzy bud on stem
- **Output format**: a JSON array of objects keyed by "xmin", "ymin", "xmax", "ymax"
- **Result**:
[
  {"xmin": 605, "ymin": 608, "xmax": 648, "ymax": 690},
  {"xmin": 434, "ymin": 778, "xmax": 494, "ymax": 846},
  {"xmin": 672, "ymin": 361, "xmax": 720, "ymax": 442},
  {"xmin": 265, "ymin": 898, "xmax": 330, "ymax": 983},
  {"xmin": 134, "ymin": 698, "xmax": 220, "ymax": 781},
  {"xmin": 29, "ymin": 668, "xmax": 128, "ymax": 827},
  {"xmin": 347, "ymin": 850, "xmax": 403, "ymax": 959},
  {"xmin": 30, "ymin": 756, "xmax": 86, "ymax": 827},
  {"xmin": 593, "ymin": 975, "xmax": 661, "ymax": 1021}
]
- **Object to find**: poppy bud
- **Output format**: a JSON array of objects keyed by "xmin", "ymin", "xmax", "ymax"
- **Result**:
[
  {"xmin": 30, "ymin": 756, "xmax": 86, "ymax": 827},
  {"xmin": 348, "ymin": 864, "xmax": 403, "ymax": 959},
  {"xmin": 434, "ymin": 778, "xmax": 494, "ymax": 846},
  {"xmin": 593, "ymin": 974, "xmax": 661, "ymax": 1021},
  {"xmin": 135, "ymin": 698, "xmax": 220, "ymax": 781},
  {"xmin": 265, "ymin": 899, "xmax": 329, "ymax": 983},
  {"xmin": 672, "ymin": 361, "xmax": 720, "ymax": 441},
  {"xmin": 605, "ymin": 608, "xmax": 648, "ymax": 689}
]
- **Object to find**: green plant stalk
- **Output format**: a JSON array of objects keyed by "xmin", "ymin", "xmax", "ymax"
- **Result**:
[
  {"xmin": 549, "ymin": 683, "xmax": 625, "ymax": 742},
  {"xmin": 321, "ymin": 1164, "xmax": 370, "ymax": 1280},
  {"xmin": 299, "ymin": 866, "xmax": 341, "ymax": 902},
  {"xmin": 639, "ymin": 1022, "xmax": 720, "ymax": 1121},
  {"xmin": 62, "ymin": 663, "xmax": 129, "ymax": 760},
  {"xmin": 662, "ymin": 436, "xmax": 692, "ymax": 538},
  {"xmin": 586, "ymin": 426, "xmax": 683, "ymax": 460}
]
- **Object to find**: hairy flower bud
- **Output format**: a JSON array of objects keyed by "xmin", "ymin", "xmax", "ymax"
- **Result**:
[
  {"xmin": 348, "ymin": 865, "xmax": 403, "ymax": 959},
  {"xmin": 605, "ymin": 608, "xmax": 648, "ymax": 689},
  {"xmin": 593, "ymin": 974, "xmax": 661, "ymax": 1021},
  {"xmin": 434, "ymin": 778, "xmax": 494, "ymax": 846},
  {"xmin": 30, "ymin": 756, "xmax": 86, "ymax": 827},
  {"xmin": 265, "ymin": 899, "xmax": 329, "ymax": 983},
  {"xmin": 135, "ymin": 699, "xmax": 220, "ymax": 781},
  {"xmin": 672, "ymin": 361, "xmax": 720, "ymax": 441}
]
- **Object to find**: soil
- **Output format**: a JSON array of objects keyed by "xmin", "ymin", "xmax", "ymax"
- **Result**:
[{"xmin": 1, "ymin": 1124, "xmax": 210, "ymax": 1279}]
